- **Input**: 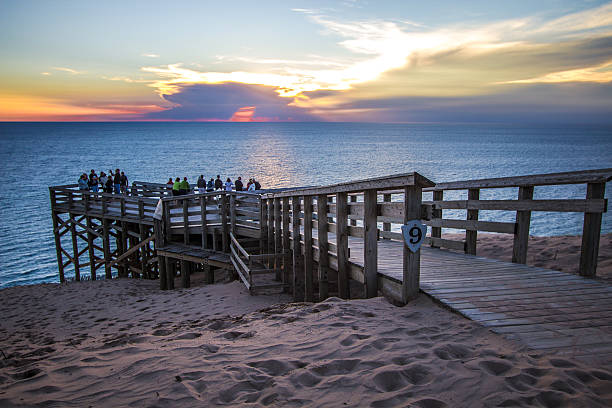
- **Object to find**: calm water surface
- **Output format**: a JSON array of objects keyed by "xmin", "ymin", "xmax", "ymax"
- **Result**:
[{"xmin": 0, "ymin": 122, "xmax": 611, "ymax": 288}]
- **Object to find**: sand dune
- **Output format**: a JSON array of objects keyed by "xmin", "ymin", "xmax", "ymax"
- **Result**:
[{"xmin": 1, "ymin": 273, "xmax": 611, "ymax": 407}]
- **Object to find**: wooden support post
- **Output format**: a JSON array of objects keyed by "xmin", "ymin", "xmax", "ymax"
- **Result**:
[
  {"xmin": 431, "ymin": 190, "xmax": 443, "ymax": 247},
  {"xmin": 51, "ymin": 210, "xmax": 65, "ymax": 283},
  {"xmin": 465, "ymin": 188, "xmax": 479, "ymax": 255},
  {"xmin": 204, "ymin": 264, "xmax": 214, "ymax": 284},
  {"xmin": 512, "ymin": 186, "xmax": 534, "ymax": 264},
  {"xmin": 336, "ymin": 192, "xmax": 349, "ymax": 299},
  {"xmin": 363, "ymin": 190, "xmax": 378, "ymax": 298},
  {"xmin": 183, "ymin": 198, "xmax": 190, "ymax": 245},
  {"xmin": 200, "ymin": 195, "xmax": 208, "ymax": 249},
  {"xmin": 86, "ymin": 215, "xmax": 96, "ymax": 280},
  {"xmin": 327, "ymin": 196, "xmax": 334, "ymax": 223},
  {"xmin": 349, "ymin": 194, "xmax": 357, "ymax": 226},
  {"xmin": 260, "ymin": 197, "xmax": 268, "ymax": 256},
  {"xmin": 154, "ymin": 218, "xmax": 167, "ymax": 290},
  {"xmin": 402, "ymin": 185, "xmax": 422, "ymax": 303},
  {"xmin": 103, "ymin": 219, "xmax": 111, "ymax": 279},
  {"xmin": 221, "ymin": 194, "xmax": 229, "ymax": 252},
  {"xmin": 580, "ymin": 182, "xmax": 606, "ymax": 277},
  {"xmin": 303, "ymin": 195, "xmax": 314, "ymax": 302},
  {"xmin": 121, "ymin": 221, "xmax": 129, "ymax": 277},
  {"xmin": 282, "ymin": 197, "xmax": 291, "ymax": 289},
  {"xmin": 69, "ymin": 212, "xmax": 81, "ymax": 281},
  {"xmin": 274, "ymin": 197, "xmax": 282, "ymax": 280},
  {"xmin": 292, "ymin": 196, "xmax": 304, "ymax": 301},
  {"xmin": 317, "ymin": 194, "xmax": 329, "ymax": 300},
  {"xmin": 138, "ymin": 201, "xmax": 148, "ymax": 279},
  {"xmin": 165, "ymin": 257, "xmax": 175, "ymax": 290},
  {"xmin": 230, "ymin": 194, "xmax": 237, "ymax": 234},
  {"xmin": 181, "ymin": 260, "xmax": 190, "ymax": 288},
  {"xmin": 383, "ymin": 193, "xmax": 391, "ymax": 238},
  {"xmin": 267, "ymin": 198, "xmax": 274, "ymax": 266}
]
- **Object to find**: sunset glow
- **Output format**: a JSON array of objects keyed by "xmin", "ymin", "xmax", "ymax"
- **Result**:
[{"xmin": 1, "ymin": 1, "xmax": 611, "ymax": 122}]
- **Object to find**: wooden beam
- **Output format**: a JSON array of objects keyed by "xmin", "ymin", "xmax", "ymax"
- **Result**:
[
  {"xmin": 108, "ymin": 236, "xmax": 155, "ymax": 267},
  {"xmin": 69, "ymin": 212, "xmax": 81, "ymax": 281},
  {"xmin": 282, "ymin": 197, "xmax": 291, "ymax": 289},
  {"xmin": 465, "ymin": 188, "xmax": 479, "ymax": 255},
  {"xmin": 274, "ymin": 197, "xmax": 282, "ymax": 280},
  {"xmin": 200, "ymin": 195, "xmax": 208, "ymax": 249},
  {"xmin": 303, "ymin": 195, "xmax": 314, "ymax": 302},
  {"xmin": 512, "ymin": 186, "xmax": 534, "ymax": 264},
  {"xmin": 336, "ymin": 192, "xmax": 349, "ymax": 299},
  {"xmin": 317, "ymin": 194, "xmax": 329, "ymax": 300},
  {"xmin": 363, "ymin": 189, "xmax": 378, "ymax": 298},
  {"xmin": 580, "ymin": 182, "xmax": 606, "ymax": 277},
  {"xmin": 382, "ymin": 193, "xmax": 391, "ymax": 237},
  {"xmin": 292, "ymin": 196, "xmax": 304, "ymax": 302},
  {"xmin": 402, "ymin": 185, "xmax": 422, "ymax": 303}
]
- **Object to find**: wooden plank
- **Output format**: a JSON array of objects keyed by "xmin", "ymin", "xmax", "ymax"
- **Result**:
[
  {"xmin": 426, "ymin": 218, "xmax": 515, "ymax": 234},
  {"xmin": 221, "ymin": 194, "xmax": 229, "ymax": 252},
  {"xmin": 382, "ymin": 193, "xmax": 391, "ymax": 237},
  {"xmin": 402, "ymin": 185, "xmax": 421, "ymax": 303},
  {"xmin": 336, "ymin": 192, "xmax": 349, "ymax": 299},
  {"xmin": 263, "ymin": 172, "xmax": 434, "ymax": 198},
  {"xmin": 580, "ymin": 182, "xmax": 606, "ymax": 277},
  {"xmin": 230, "ymin": 232, "xmax": 250, "ymax": 260},
  {"xmin": 465, "ymin": 188, "xmax": 479, "ymax": 255},
  {"xmin": 349, "ymin": 195, "xmax": 357, "ymax": 226},
  {"xmin": 427, "ymin": 168, "xmax": 612, "ymax": 191},
  {"xmin": 69, "ymin": 213, "xmax": 81, "ymax": 281},
  {"xmin": 363, "ymin": 189, "xmax": 378, "ymax": 298},
  {"xmin": 267, "ymin": 198, "xmax": 274, "ymax": 267},
  {"xmin": 274, "ymin": 197, "xmax": 282, "ymax": 280},
  {"xmin": 317, "ymin": 194, "xmax": 329, "ymax": 300},
  {"xmin": 292, "ymin": 196, "xmax": 305, "ymax": 302},
  {"xmin": 431, "ymin": 190, "xmax": 442, "ymax": 247},
  {"xmin": 181, "ymin": 260, "xmax": 190, "ymax": 288},
  {"xmin": 303, "ymin": 195, "xmax": 314, "ymax": 302},
  {"xmin": 282, "ymin": 197, "xmax": 291, "ymax": 289},
  {"xmin": 230, "ymin": 194, "xmax": 237, "ymax": 234},
  {"xmin": 512, "ymin": 186, "xmax": 533, "ymax": 264},
  {"xmin": 200, "ymin": 195, "xmax": 208, "ymax": 249},
  {"xmin": 431, "ymin": 198, "xmax": 606, "ymax": 213}
]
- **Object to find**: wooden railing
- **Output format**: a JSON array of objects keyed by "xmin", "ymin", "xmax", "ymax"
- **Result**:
[
  {"xmin": 262, "ymin": 172, "xmax": 435, "ymax": 304},
  {"xmin": 421, "ymin": 168, "xmax": 611, "ymax": 277}
]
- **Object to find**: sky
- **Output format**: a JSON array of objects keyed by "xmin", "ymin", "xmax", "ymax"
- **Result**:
[{"xmin": 1, "ymin": 0, "xmax": 611, "ymax": 123}]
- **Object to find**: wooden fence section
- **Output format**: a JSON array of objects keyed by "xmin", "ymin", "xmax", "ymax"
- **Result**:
[{"xmin": 422, "ymin": 168, "xmax": 611, "ymax": 277}]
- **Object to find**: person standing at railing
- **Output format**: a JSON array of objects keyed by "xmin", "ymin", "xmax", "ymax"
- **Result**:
[
  {"xmin": 215, "ymin": 175, "xmax": 223, "ymax": 190},
  {"xmin": 89, "ymin": 173, "xmax": 99, "ymax": 192},
  {"xmin": 247, "ymin": 181, "xmax": 256, "ymax": 192},
  {"xmin": 225, "ymin": 177, "xmax": 233, "ymax": 192},
  {"xmin": 78, "ymin": 174, "xmax": 89, "ymax": 191},
  {"xmin": 206, "ymin": 178, "xmax": 214, "ymax": 192},
  {"xmin": 113, "ymin": 169, "xmax": 121, "ymax": 194},
  {"xmin": 99, "ymin": 172, "xmax": 108, "ymax": 191},
  {"xmin": 120, "ymin": 171, "xmax": 128, "ymax": 194},
  {"xmin": 172, "ymin": 177, "xmax": 181, "ymax": 196},
  {"xmin": 197, "ymin": 175, "xmax": 205, "ymax": 192},
  {"xmin": 104, "ymin": 176, "xmax": 113, "ymax": 193},
  {"xmin": 179, "ymin": 177, "xmax": 190, "ymax": 195},
  {"xmin": 254, "ymin": 178, "xmax": 261, "ymax": 190},
  {"xmin": 235, "ymin": 177, "xmax": 243, "ymax": 191}
]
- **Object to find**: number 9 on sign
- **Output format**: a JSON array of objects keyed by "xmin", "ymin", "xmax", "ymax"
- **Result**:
[{"xmin": 402, "ymin": 220, "xmax": 427, "ymax": 253}]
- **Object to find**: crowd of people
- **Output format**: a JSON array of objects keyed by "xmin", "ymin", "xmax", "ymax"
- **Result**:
[
  {"xmin": 77, "ymin": 169, "xmax": 261, "ymax": 196},
  {"xmin": 169, "ymin": 174, "xmax": 261, "ymax": 196},
  {"xmin": 78, "ymin": 169, "xmax": 128, "ymax": 193}
]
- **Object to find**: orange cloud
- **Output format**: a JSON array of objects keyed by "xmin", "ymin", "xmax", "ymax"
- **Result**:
[{"xmin": 229, "ymin": 106, "xmax": 256, "ymax": 122}]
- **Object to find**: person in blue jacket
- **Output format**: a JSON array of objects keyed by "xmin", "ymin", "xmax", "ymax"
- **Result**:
[{"xmin": 78, "ymin": 174, "xmax": 89, "ymax": 190}]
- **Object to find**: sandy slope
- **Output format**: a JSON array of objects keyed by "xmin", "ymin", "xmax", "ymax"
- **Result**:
[{"xmin": 1, "ymin": 275, "xmax": 611, "ymax": 407}]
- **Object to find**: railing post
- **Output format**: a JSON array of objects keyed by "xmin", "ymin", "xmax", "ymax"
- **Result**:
[
  {"xmin": 221, "ymin": 194, "xmax": 229, "ymax": 252},
  {"xmin": 465, "ymin": 188, "xmax": 479, "ymax": 255},
  {"xmin": 317, "ymin": 194, "xmax": 329, "ymax": 300},
  {"xmin": 50, "ymin": 189, "xmax": 65, "ymax": 283},
  {"xmin": 282, "ymin": 197, "xmax": 291, "ymax": 290},
  {"xmin": 292, "ymin": 196, "xmax": 304, "ymax": 301},
  {"xmin": 69, "ymin": 212, "xmax": 80, "ymax": 281},
  {"xmin": 154, "ymin": 217, "xmax": 167, "ymax": 290},
  {"xmin": 382, "ymin": 193, "xmax": 391, "ymax": 238},
  {"xmin": 274, "ymin": 197, "xmax": 282, "ymax": 280},
  {"xmin": 200, "ymin": 195, "xmax": 208, "ymax": 249},
  {"xmin": 431, "ymin": 190, "xmax": 443, "ymax": 247},
  {"xmin": 267, "ymin": 198, "xmax": 274, "ymax": 264},
  {"xmin": 512, "ymin": 186, "xmax": 534, "ymax": 264},
  {"xmin": 336, "ymin": 192, "xmax": 349, "ymax": 299},
  {"xmin": 260, "ymin": 197, "xmax": 268, "ymax": 256},
  {"xmin": 103, "ymin": 218, "xmax": 111, "ymax": 279},
  {"xmin": 303, "ymin": 195, "xmax": 314, "ymax": 302},
  {"xmin": 580, "ymin": 182, "xmax": 606, "ymax": 277},
  {"xmin": 349, "ymin": 194, "xmax": 357, "ymax": 226},
  {"xmin": 402, "ymin": 185, "xmax": 422, "ymax": 303},
  {"xmin": 230, "ymin": 193, "xmax": 237, "ymax": 234},
  {"xmin": 183, "ymin": 198, "xmax": 189, "ymax": 245},
  {"xmin": 363, "ymin": 189, "xmax": 378, "ymax": 298}
]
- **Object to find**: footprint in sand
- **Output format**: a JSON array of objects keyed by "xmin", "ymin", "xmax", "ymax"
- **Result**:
[
  {"xmin": 152, "ymin": 329, "xmax": 172, "ymax": 336},
  {"xmin": 479, "ymin": 360, "xmax": 513, "ymax": 376},
  {"xmin": 433, "ymin": 343, "xmax": 473, "ymax": 361}
]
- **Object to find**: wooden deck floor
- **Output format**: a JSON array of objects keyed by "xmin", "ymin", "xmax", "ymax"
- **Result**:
[{"xmin": 327, "ymin": 234, "xmax": 612, "ymax": 364}]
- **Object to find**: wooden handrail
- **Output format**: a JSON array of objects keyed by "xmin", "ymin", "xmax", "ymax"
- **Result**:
[{"xmin": 425, "ymin": 168, "xmax": 612, "ymax": 191}]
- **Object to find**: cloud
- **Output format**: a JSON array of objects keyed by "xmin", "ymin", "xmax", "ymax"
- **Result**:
[
  {"xmin": 52, "ymin": 66, "xmax": 84, "ymax": 75},
  {"xmin": 142, "ymin": 53, "xmax": 160, "ymax": 58},
  {"xmin": 500, "ymin": 60, "xmax": 612, "ymax": 85},
  {"xmin": 143, "ymin": 82, "xmax": 320, "ymax": 121},
  {"xmin": 230, "ymin": 106, "xmax": 256, "ymax": 122}
]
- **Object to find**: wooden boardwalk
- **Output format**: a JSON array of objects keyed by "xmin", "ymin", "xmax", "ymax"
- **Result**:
[{"xmin": 343, "ymin": 236, "xmax": 612, "ymax": 364}]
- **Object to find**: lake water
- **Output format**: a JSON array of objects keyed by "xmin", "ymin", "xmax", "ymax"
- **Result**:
[{"xmin": 0, "ymin": 122, "xmax": 611, "ymax": 288}]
